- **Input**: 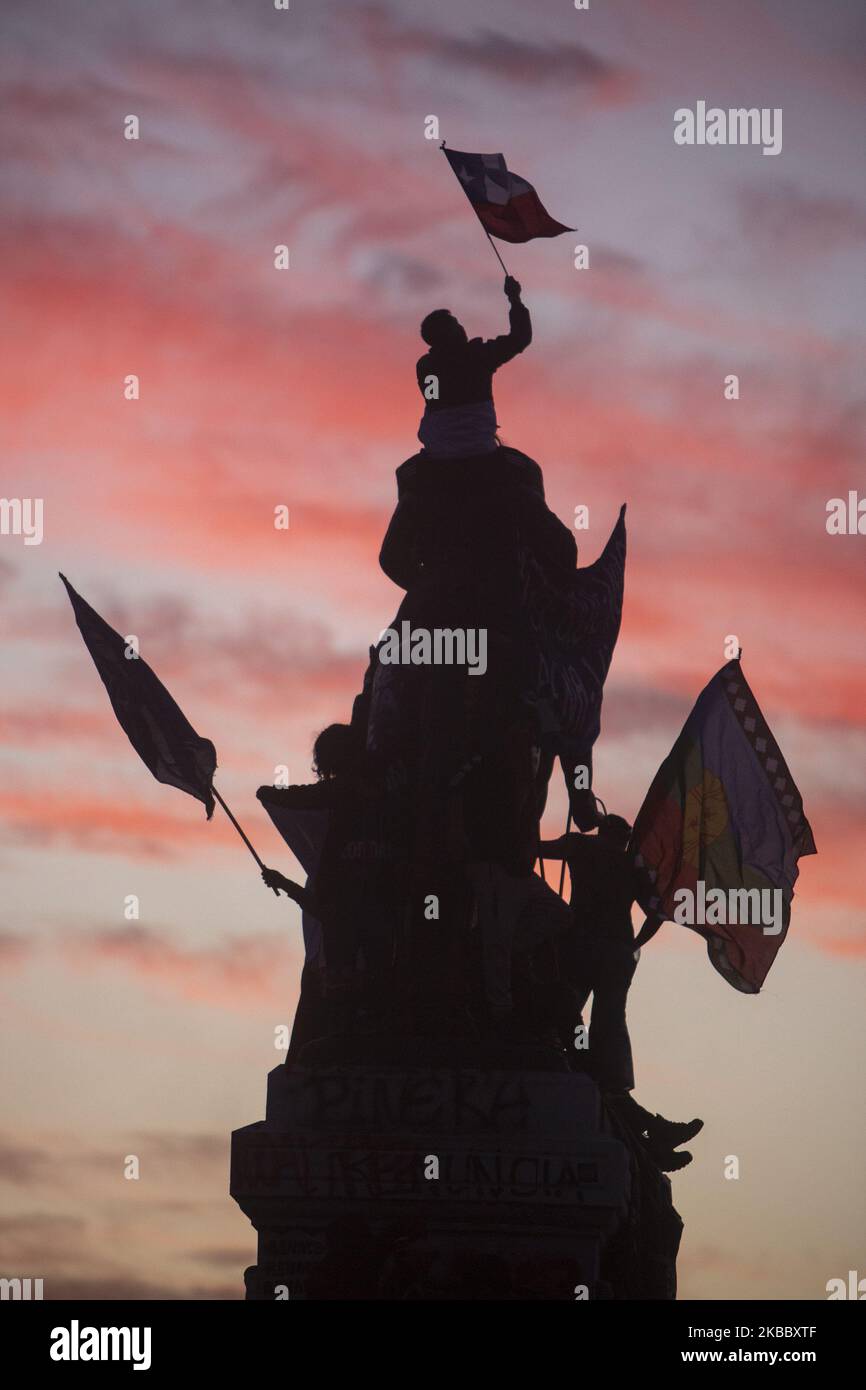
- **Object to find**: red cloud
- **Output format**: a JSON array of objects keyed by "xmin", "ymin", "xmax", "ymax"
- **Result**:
[{"xmin": 0, "ymin": 788, "xmax": 230, "ymax": 860}]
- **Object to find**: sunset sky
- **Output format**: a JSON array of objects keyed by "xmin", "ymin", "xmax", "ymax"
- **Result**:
[{"xmin": 2, "ymin": 0, "xmax": 865, "ymax": 1300}]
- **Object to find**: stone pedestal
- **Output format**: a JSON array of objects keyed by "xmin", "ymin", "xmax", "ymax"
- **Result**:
[{"xmin": 231, "ymin": 1061, "xmax": 631, "ymax": 1300}]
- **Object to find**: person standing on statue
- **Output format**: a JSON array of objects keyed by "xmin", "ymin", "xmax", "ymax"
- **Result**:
[
  {"xmin": 416, "ymin": 276, "xmax": 531, "ymax": 458},
  {"xmin": 540, "ymin": 814, "xmax": 704, "ymax": 1171},
  {"xmin": 460, "ymin": 682, "xmax": 572, "ymax": 1031}
]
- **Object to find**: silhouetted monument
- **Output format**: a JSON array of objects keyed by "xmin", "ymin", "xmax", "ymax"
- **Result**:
[
  {"xmin": 230, "ymin": 277, "xmax": 694, "ymax": 1300},
  {"xmin": 56, "ymin": 183, "xmax": 814, "ymax": 1303}
]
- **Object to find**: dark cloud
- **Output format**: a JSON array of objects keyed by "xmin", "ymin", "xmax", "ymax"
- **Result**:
[
  {"xmin": 599, "ymin": 681, "xmax": 691, "ymax": 738},
  {"xmin": 0, "ymin": 929, "xmax": 35, "ymax": 967},
  {"xmin": 0, "ymin": 556, "xmax": 17, "ymax": 591},
  {"xmin": 0, "ymin": 1211, "xmax": 85, "ymax": 1236},
  {"xmin": 0, "ymin": 1205, "xmax": 239, "ymax": 1298},
  {"xmin": 589, "ymin": 247, "xmax": 646, "ymax": 276},
  {"xmin": 0, "ymin": 1141, "xmax": 57, "ymax": 1187},
  {"xmin": 682, "ymin": 1243, "xmax": 773, "ymax": 1282},
  {"xmin": 736, "ymin": 179, "xmax": 866, "ymax": 258},
  {"xmin": 0, "ymin": 1212, "xmax": 87, "ymax": 1269},
  {"xmin": 0, "ymin": 1130, "xmax": 229, "ymax": 1189},
  {"xmin": 358, "ymin": 4, "xmax": 633, "ymax": 91},
  {"xmin": 125, "ymin": 1131, "xmax": 228, "ymax": 1168},
  {"xmin": 60, "ymin": 926, "xmax": 294, "ymax": 1007},
  {"xmin": 432, "ymin": 29, "xmax": 619, "ymax": 86},
  {"xmin": 359, "ymin": 253, "xmax": 446, "ymax": 297},
  {"xmin": 47, "ymin": 1276, "xmax": 240, "ymax": 1300},
  {"xmin": 0, "ymin": 77, "xmax": 150, "ymax": 169},
  {"xmin": 187, "ymin": 1246, "xmax": 253, "ymax": 1269}
]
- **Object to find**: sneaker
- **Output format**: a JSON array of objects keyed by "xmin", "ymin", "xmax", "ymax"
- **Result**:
[
  {"xmin": 645, "ymin": 1144, "xmax": 693, "ymax": 1172},
  {"xmin": 645, "ymin": 1114, "xmax": 703, "ymax": 1149}
]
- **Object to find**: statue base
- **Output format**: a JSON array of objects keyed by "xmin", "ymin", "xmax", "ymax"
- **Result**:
[{"xmin": 231, "ymin": 1055, "xmax": 634, "ymax": 1300}]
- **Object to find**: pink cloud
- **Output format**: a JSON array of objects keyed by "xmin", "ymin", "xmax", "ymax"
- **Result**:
[
  {"xmin": 59, "ymin": 926, "xmax": 297, "ymax": 1010},
  {"xmin": 0, "ymin": 788, "xmax": 230, "ymax": 860}
]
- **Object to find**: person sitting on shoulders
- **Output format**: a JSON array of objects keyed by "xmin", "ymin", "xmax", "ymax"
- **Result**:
[{"xmin": 416, "ymin": 276, "xmax": 531, "ymax": 459}]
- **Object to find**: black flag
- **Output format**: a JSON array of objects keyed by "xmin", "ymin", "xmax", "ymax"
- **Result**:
[{"xmin": 61, "ymin": 574, "xmax": 217, "ymax": 818}]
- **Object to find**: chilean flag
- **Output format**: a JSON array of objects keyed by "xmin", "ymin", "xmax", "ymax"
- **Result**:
[{"xmin": 443, "ymin": 146, "xmax": 573, "ymax": 243}]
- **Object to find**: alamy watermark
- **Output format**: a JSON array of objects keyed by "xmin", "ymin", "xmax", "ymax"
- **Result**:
[
  {"xmin": 1, "ymin": 1276, "xmax": 43, "ymax": 1299},
  {"xmin": 378, "ymin": 622, "xmax": 487, "ymax": 676},
  {"xmin": 674, "ymin": 102, "xmax": 782, "ymax": 156},
  {"xmin": 50, "ymin": 1321, "xmax": 151, "ymax": 1371},
  {"xmin": 673, "ymin": 882, "xmax": 784, "ymax": 936},
  {"xmin": 826, "ymin": 491, "xmax": 865, "ymax": 535},
  {"xmin": 0, "ymin": 497, "xmax": 43, "ymax": 545}
]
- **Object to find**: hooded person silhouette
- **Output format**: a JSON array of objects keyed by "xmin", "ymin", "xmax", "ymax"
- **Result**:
[{"xmin": 416, "ymin": 275, "xmax": 531, "ymax": 458}]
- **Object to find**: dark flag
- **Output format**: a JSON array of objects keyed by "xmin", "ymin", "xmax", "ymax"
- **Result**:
[
  {"xmin": 515, "ymin": 503, "xmax": 626, "ymax": 792},
  {"xmin": 60, "ymin": 574, "xmax": 217, "ymax": 818},
  {"xmin": 630, "ymin": 658, "xmax": 816, "ymax": 993},
  {"xmin": 442, "ymin": 147, "xmax": 573, "ymax": 243}
]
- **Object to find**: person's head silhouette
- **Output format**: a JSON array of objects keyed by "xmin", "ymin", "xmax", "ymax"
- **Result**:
[
  {"xmin": 597, "ymin": 813, "xmax": 632, "ymax": 852},
  {"xmin": 312, "ymin": 723, "xmax": 360, "ymax": 780},
  {"xmin": 420, "ymin": 309, "xmax": 468, "ymax": 351}
]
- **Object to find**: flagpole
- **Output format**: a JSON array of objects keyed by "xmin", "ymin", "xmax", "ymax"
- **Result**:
[
  {"xmin": 483, "ymin": 228, "xmax": 510, "ymax": 276},
  {"xmin": 212, "ymin": 785, "xmax": 267, "ymax": 874},
  {"xmin": 558, "ymin": 809, "xmax": 572, "ymax": 898},
  {"xmin": 213, "ymin": 786, "xmax": 280, "ymax": 896}
]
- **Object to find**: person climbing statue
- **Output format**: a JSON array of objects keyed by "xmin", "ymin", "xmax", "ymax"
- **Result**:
[
  {"xmin": 260, "ymin": 721, "xmax": 406, "ymax": 1021},
  {"xmin": 416, "ymin": 275, "xmax": 531, "ymax": 458},
  {"xmin": 539, "ymin": 813, "xmax": 703, "ymax": 1172},
  {"xmin": 257, "ymin": 722, "xmax": 404, "ymax": 1051},
  {"xmin": 256, "ymin": 723, "xmax": 360, "ymax": 1059}
]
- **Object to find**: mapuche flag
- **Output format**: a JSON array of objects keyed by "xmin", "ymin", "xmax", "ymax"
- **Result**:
[
  {"xmin": 442, "ymin": 147, "xmax": 573, "ymax": 242},
  {"xmin": 630, "ymin": 659, "xmax": 816, "ymax": 993},
  {"xmin": 61, "ymin": 574, "xmax": 217, "ymax": 818}
]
